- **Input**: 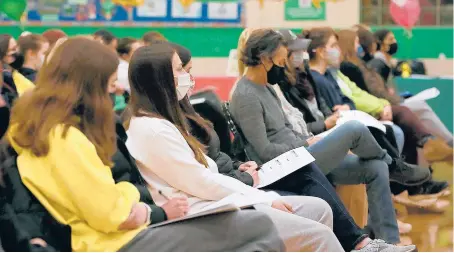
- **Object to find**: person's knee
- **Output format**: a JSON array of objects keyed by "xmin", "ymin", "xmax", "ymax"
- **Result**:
[
  {"xmin": 311, "ymin": 197, "xmax": 333, "ymax": 219},
  {"xmin": 312, "ymin": 223, "xmax": 338, "ymax": 244},
  {"xmin": 236, "ymin": 211, "xmax": 285, "ymax": 251},
  {"xmin": 296, "ymin": 196, "xmax": 334, "ymax": 228},
  {"xmin": 345, "ymin": 120, "xmax": 368, "ymax": 134}
]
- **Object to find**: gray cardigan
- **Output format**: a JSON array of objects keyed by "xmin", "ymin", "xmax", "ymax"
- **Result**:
[{"xmin": 230, "ymin": 77, "xmax": 309, "ymax": 164}]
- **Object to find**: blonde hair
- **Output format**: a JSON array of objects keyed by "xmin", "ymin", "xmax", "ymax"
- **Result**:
[
  {"xmin": 230, "ymin": 28, "xmax": 258, "ymax": 100},
  {"xmin": 237, "ymin": 28, "xmax": 256, "ymax": 77}
]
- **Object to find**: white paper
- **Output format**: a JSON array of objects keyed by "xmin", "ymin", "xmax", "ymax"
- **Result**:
[
  {"xmin": 207, "ymin": 3, "xmax": 239, "ymax": 20},
  {"xmin": 380, "ymin": 120, "xmax": 394, "ymax": 126},
  {"xmin": 337, "ymin": 110, "xmax": 387, "ymax": 133},
  {"xmin": 171, "ymin": 0, "xmax": 202, "ymax": 18},
  {"xmin": 149, "ymin": 204, "xmax": 239, "ymax": 228},
  {"xmin": 257, "ymin": 147, "xmax": 315, "ymax": 188},
  {"xmin": 194, "ymin": 192, "xmax": 277, "ymax": 215},
  {"xmin": 403, "ymin": 87, "xmax": 440, "ymax": 104},
  {"xmin": 136, "ymin": 0, "xmax": 167, "ymax": 18}
]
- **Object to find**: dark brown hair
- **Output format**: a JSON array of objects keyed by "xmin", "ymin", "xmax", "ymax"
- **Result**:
[
  {"xmin": 10, "ymin": 37, "xmax": 119, "ymax": 166},
  {"xmin": 116, "ymin": 37, "xmax": 137, "ymax": 56},
  {"xmin": 18, "ymin": 34, "xmax": 48, "ymax": 55},
  {"xmin": 127, "ymin": 44, "xmax": 208, "ymax": 167},
  {"xmin": 357, "ymin": 27, "xmax": 377, "ymax": 55},
  {"xmin": 302, "ymin": 27, "xmax": 337, "ymax": 60},
  {"xmin": 0, "ymin": 34, "xmax": 12, "ymax": 60},
  {"xmin": 337, "ymin": 29, "xmax": 361, "ymax": 65}
]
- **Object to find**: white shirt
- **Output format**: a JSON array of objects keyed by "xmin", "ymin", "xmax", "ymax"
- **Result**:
[
  {"xmin": 126, "ymin": 116, "xmax": 278, "ymax": 212},
  {"xmin": 272, "ymin": 85, "xmax": 312, "ymax": 138},
  {"xmin": 117, "ymin": 59, "xmax": 130, "ymax": 92}
]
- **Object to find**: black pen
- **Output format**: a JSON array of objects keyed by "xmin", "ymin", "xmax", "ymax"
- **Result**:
[
  {"xmin": 158, "ymin": 190, "xmax": 170, "ymax": 200},
  {"xmin": 255, "ymin": 166, "xmax": 262, "ymax": 171}
]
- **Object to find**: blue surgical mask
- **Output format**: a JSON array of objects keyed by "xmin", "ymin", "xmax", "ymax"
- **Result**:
[{"xmin": 357, "ymin": 46, "xmax": 365, "ymax": 58}]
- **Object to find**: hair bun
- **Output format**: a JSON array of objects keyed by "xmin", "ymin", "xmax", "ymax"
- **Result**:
[{"xmin": 301, "ymin": 29, "xmax": 311, "ymax": 39}]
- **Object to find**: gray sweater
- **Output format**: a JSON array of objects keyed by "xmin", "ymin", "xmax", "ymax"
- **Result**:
[{"xmin": 230, "ymin": 77, "xmax": 309, "ymax": 164}]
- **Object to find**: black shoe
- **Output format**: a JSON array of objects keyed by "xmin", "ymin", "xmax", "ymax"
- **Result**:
[
  {"xmin": 388, "ymin": 159, "xmax": 431, "ymax": 186},
  {"xmin": 407, "ymin": 179, "xmax": 450, "ymax": 196}
]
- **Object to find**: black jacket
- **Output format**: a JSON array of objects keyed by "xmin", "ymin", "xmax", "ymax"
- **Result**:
[
  {"xmin": 187, "ymin": 118, "xmax": 254, "ymax": 187},
  {"xmin": 0, "ymin": 71, "xmax": 19, "ymax": 139},
  {"xmin": 278, "ymin": 67, "xmax": 333, "ymax": 135},
  {"xmin": 0, "ymin": 117, "xmax": 167, "ymax": 252},
  {"xmin": 18, "ymin": 68, "xmax": 37, "ymax": 83}
]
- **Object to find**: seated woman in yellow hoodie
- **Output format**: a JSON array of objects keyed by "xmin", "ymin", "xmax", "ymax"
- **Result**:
[{"xmin": 7, "ymin": 37, "xmax": 285, "ymax": 252}]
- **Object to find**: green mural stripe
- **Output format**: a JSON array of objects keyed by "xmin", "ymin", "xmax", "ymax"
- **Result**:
[{"xmin": 0, "ymin": 25, "xmax": 452, "ymax": 58}]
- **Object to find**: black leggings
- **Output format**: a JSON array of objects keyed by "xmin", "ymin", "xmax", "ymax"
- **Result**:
[{"xmin": 263, "ymin": 163, "xmax": 368, "ymax": 252}]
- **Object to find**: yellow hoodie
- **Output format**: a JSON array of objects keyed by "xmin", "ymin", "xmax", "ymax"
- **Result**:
[
  {"xmin": 12, "ymin": 71, "xmax": 35, "ymax": 96},
  {"xmin": 9, "ymin": 124, "xmax": 146, "ymax": 252}
]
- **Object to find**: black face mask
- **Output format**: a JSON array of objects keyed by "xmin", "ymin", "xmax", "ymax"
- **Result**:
[
  {"xmin": 266, "ymin": 60, "xmax": 286, "ymax": 85},
  {"xmin": 9, "ymin": 52, "xmax": 24, "ymax": 70},
  {"xmin": 387, "ymin": 43, "xmax": 398, "ymax": 56},
  {"xmin": 362, "ymin": 53, "xmax": 374, "ymax": 63}
]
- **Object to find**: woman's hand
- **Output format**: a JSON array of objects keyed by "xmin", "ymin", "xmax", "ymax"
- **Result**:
[
  {"xmin": 161, "ymin": 197, "xmax": 189, "ymax": 220},
  {"xmin": 307, "ymin": 136, "xmax": 322, "ymax": 146},
  {"xmin": 271, "ymin": 200, "xmax": 294, "ymax": 213},
  {"xmin": 118, "ymin": 202, "xmax": 148, "ymax": 230},
  {"xmin": 238, "ymin": 161, "xmax": 258, "ymax": 171},
  {"xmin": 30, "ymin": 238, "xmax": 47, "ymax": 247},
  {"xmin": 324, "ymin": 112, "xmax": 339, "ymax": 130},
  {"xmin": 380, "ymin": 105, "xmax": 393, "ymax": 121}
]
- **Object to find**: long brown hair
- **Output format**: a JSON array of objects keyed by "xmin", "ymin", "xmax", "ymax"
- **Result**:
[
  {"xmin": 127, "ymin": 44, "xmax": 208, "ymax": 167},
  {"xmin": 10, "ymin": 37, "xmax": 118, "ymax": 166},
  {"xmin": 337, "ymin": 29, "xmax": 361, "ymax": 66}
]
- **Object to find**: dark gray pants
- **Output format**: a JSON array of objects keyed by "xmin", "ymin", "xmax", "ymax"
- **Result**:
[{"xmin": 119, "ymin": 210, "xmax": 285, "ymax": 252}]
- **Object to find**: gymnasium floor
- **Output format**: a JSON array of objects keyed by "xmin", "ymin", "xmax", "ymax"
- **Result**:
[{"xmin": 402, "ymin": 161, "xmax": 453, "ymax": 251}]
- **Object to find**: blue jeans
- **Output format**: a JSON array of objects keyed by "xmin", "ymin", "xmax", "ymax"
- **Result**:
[
  {"xmin": 306, "ymin": 121, "xmax": 400, "ymax": 244},
  {"xmin": 391, "ymin": 124, "xmax": 405, "ymax": 155}
]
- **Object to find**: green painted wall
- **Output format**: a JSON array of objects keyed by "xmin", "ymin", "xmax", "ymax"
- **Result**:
[
  {"xmin": 1, "ymin": 26, "xmax": 452, "ymax": 58},
  {"xmin": 395, "ymin": 77, "xmax": 453, "ymax": 133}
]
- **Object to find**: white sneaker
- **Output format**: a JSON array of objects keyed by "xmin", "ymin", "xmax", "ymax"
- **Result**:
[{"xmin": 352, "ymin": 239, "xmax": 417, "ymax": 252}]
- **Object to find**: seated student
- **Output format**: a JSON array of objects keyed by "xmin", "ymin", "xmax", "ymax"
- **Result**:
[
  {"xmin": 365, "ymin": 28, "xmax": 453, "ymax": 149},
  {"xmin": 17, "ymin": 34, "xmax": 49, "ymax": 82},
  {"xmin": 229, "ymin": 28, "xmax": 416, "ymax": 252},
  {"xmin": 94, "ymin": 29, "xmax": 118, "ymax": 52},
  {"xmin": 124, "ymin": 43, "xmax": 345, "ymax": 252},
  {"xmin": 6, "ymin": 37, "xmax": 286, "ymax": 252},
  {"xmin": 0, "ymin": 34, "xmax": 36, "ymax": 139},
  {"xmin": 305, "ymin": 27, "xmax": 453, "ymax": 164},
  {"xmin": 117, "ymin": 37, "xmax": 142, "ymax": 92}
]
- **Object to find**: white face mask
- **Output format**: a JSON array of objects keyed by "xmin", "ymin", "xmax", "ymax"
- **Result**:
[
  {"xmin": 292, "ymin": 52, "xmax": 304, "ymax": 67},
  {"xmin": 176, "ymin": 73, "xmax": 192, "ymax": 100},
  {"xmin": 37, "ymin": 54, "xmax": 45, "ymax": 69},
  {"xmin": 326, "ymin": 48, "xmax": 341, "ymax": 67},
  {"xmin": 302, "ymin": 52, "xmax": 310, "ymax": 60}
]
